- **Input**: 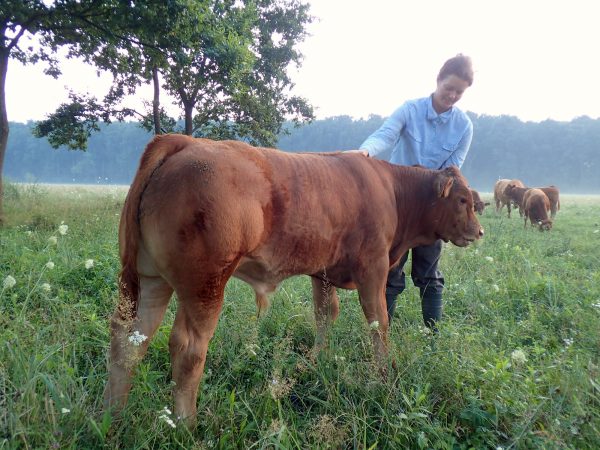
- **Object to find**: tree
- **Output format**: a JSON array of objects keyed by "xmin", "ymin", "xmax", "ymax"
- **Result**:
[
  {"xmin": 0, "ymin": 1, "xmax": 58, "ymax": 224},
  {"xmin": 33, "ymin": 0, "xmax": 199, "ymax": 148},
  {"xmin": 1, "ymin": 0, "xmax": 149, "ymax": 224},
  {"xmin": 161, "ymin": 0, "xmax": 314, "ymax": 146},
  {"xmin": 34, "ymin": 0, "xmax": 315, "ymax": 151}
]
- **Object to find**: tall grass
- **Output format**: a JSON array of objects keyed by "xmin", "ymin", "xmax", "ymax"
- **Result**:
[{"xmin": 1, "ymin": 184, "xmax": 599, "ymax": 449}]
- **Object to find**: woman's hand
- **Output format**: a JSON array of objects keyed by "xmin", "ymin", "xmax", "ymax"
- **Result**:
[{"xmin": 345, "ymin": 149, "xmax": 370, "ymax": 157}]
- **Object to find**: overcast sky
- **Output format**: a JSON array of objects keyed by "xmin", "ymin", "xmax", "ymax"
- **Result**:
[{"xmin": 6, "ymin": 0, "xmax": 600, "ymax": 123}]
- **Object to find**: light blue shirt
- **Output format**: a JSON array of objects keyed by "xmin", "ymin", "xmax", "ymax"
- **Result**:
[{"xmin": 360, "ymin": 96, "xmax": 473, "ymax": 169}]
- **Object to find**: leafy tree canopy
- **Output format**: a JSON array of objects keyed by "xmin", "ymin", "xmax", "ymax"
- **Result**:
[{"xmin": 32, "ymin": 0, "xmax": 315, "ymax": 149}]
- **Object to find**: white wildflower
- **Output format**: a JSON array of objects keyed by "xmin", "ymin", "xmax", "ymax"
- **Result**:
[
  {"xmin": 334, "ymin": 355, "xmax": 346, "ymax": 362},
  {"xmin": 492, "ymin": 284, "xmax": 500, "ymax": 292},
  {"xmin": 45, "ymin": 261, "xmax": 55, "ymax": 270},
  {"xmin": 484, "ymin": 256, "xmax": 494, "ymax": 262},
  {"xmin": 369, "ymin": 320, "xmax": 380, "ymax": 330},
  {"xmin": 48, "ymin": 236, "xmax": 58, "ymax": 245},
  {"xmin": 592, "ymin": 302, "xmax": 600, "ymax": 309},
  {"xmin": 41, "ymin": 283, "xmax": 52, "ymax": 293},
  {"xmin": 419, "ymin": 326, "xmax": 432, "ymax": 335},
  {"xmin": 246, "ymin": 343, "xmax": 258, "ymax": 357},
  {"xmin": 3, "ymin": 275, "xmax": 16, "ymax": 289},
  {"xmin": 158, "ymin": 406, "xmax": 176, "ymax": 428},
  {"xmin": 61, "ymin": 408, "xmax": 70, "ymax": 414},
  {"xmin": 563, "ymin": 338, "xmax": 574, "ymax": 347},
  {"xmin": 58, "ymin": 224, "xmax": 68, "ymax": 235},
  {"xmin": 128, "ymin": 330, "xmax": 148, "ymax": 346},
  {"xmin": 511, "ymin": 349, "xmax": 527, "ymax": 365},
  {"xmin": 84, "ymin": 259, "xmax": 94, "ymax": 269}
]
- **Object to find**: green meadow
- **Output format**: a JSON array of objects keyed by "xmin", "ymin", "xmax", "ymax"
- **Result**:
[{"xmin": 1, "ymin": 183, "xmax": 599, "ymax": 449}]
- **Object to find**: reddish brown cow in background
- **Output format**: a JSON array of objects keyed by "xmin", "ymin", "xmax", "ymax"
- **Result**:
[
  {"xmin": 540, "ymin": 185, "xmax": 560, "ymax": 218},
  {"xmin": 470, "ymin": 189, "xmax": 490, "ymax": 215},
  {"xmin": 523, "ymin": 188, "xmax": 552, "ymax": 230},
  {"xmin": 494, "ymin": 178, "xmax": 525, "ymax": 217},
  {"xmin": 505, "ymin": 184, "xmax": 560, "ymax": 219},
  {"xmin": 104, "ymin": 134, "xmax": 483, "ymax": 424},
  {"xmin": 504, "ymin": 184, "xmax": 529, "ymax": 217}
]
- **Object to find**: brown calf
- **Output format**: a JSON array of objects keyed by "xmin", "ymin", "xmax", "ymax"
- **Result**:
[
  {"xmin": 103, "ymin": 134, "xmax": 483, "ymax": 424},
  {"xmin": 470, "ymin": 188, "xmax": 490, "ymax": 215},
  {"xmin": 494, "ymin": 178, "xmax": 525, "ymax": 217},
  {"xmin": 539, "ymin": 185, "xmax": 560, "ymax": 218},
  {"xmin": 523, "ymin": 188, "xmax": 552, "ymax": 231}
]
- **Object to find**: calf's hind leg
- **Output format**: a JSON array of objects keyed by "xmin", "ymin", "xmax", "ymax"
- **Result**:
[
  {"xmin": 169, "ymin": 282, "xmax": 226, "ymax": 425},
  {"xmin": 104, "ymin": 274, "xmax": 173, "ymax": 413}
]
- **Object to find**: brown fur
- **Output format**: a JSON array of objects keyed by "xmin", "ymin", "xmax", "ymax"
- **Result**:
[
  {"xmin": 505, "ymin": 184, "xmax": 560, "ymax": 219},
  {"xmin": 504, "ymin": 185, "xmax": 529, "ymax": 217},
  {"xmin": 539, "ymin": 185, "xmax": 560, "ymax": 218},
  {"xmin": 104, "ymin": 134, "xmax": 483, "ymax": 424},
  {"xmin": 470, "ymin": 188, "xmax": 490, "ymax": 215},
  {"xmin": 494, "ymin": 178, "xmax": 525, "ymax": 217},
  {"xmin": 523, "ymin": 188, "xmax": 552, "ymax": 231}
]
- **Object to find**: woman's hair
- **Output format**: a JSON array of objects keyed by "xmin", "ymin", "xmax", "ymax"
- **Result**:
[{"xmin": 437, "ymin": 54, "xmax": 474, "ymax": 86}]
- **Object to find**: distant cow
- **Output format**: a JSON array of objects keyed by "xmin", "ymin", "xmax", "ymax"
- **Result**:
[
  {"xmin": 103, "ymin": 134, "xmax": 483, "ymax": 424},
  {"xmin": 494, "ymin": 178, "xmax": 525, "ymax": 217},
  {"xmin": 504, "ymin": 184, "xmax": 529, "ymax": 217},
  {"xmin": 506, "ymin": 184, "xmax": 560, "ymax": 219},
  {"xmin": 539, "ymin": 185, "xmax": 560, "ymax": 218},
  {"xmin": 470, "ymin": 189, "xmax": 490, "ymax": 215},
  {"xmin": 523, "ymin": 188, "xmax": 552, "ymax": 231}
]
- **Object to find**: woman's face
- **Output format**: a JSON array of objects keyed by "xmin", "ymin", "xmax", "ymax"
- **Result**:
[{"xmin": 432, "ymin": 74, "xmax": 470, "ymax": 114}]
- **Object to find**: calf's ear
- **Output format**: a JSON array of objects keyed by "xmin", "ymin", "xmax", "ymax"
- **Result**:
[{"xmin": 435, "ymin": 173, "xmax": 454, "ymax": 198}]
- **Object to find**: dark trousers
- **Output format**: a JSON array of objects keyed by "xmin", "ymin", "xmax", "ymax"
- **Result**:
[{"xmin": 386, "ymin": 240, "xmax": 444, "ymax": 327}]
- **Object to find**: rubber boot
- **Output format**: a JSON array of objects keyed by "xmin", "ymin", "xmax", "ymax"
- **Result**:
[
  {"xmin": 421, "ymin": 292, "xmax": 443, "ymax": 331},
  {"xmin": 386, "ymin": 293, "xmax": 398, "ymax": 323}
]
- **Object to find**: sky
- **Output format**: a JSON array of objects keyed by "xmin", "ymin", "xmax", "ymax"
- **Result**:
[{"xmin": 6, "ymin": 0, "xmax": 600, "ymax": 123}]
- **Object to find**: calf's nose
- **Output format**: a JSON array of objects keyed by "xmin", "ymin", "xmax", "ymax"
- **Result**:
[{"xmin": 478, "ymin": 227, "xmax": 484, "ymax": 238}]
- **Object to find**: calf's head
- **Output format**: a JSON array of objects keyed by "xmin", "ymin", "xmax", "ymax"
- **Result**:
[
  {"xmin": 429, "ymin": 167, "xmax": 484, "ymax": 247},
  {"xmin": 537, "ymin": 219, "xmax": 553, "ymax": 231}
]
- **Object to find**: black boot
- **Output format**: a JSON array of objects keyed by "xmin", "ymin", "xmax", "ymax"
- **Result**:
[
  {"xmin": 421, "ymin": 292, "xmax": 442, "ymax": 331},
  {"xmin": 386, "ymin": 293, "xmax": 398, "ymax": 323}
]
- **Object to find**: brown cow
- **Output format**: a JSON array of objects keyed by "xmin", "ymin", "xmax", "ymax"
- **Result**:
[
  {"xmin": 470, "ymin": 189, "xmax": 490, "ymax": 215},
  {"xmin": 104, "ymin": 134, "xmax": 483, "ymax": 424},
  {"xmin": 539, "ymin": 185, "xmax": 560, "ymax": 218},
  {"xmin": 504, "ymin": 184, "xmax": 529, "ymax": 217},
  {"xmin": 523, "ymin": 188, "xmax": 552, "ymax": 230},
  {"xmin": 494, "ymin": 178, "xmax": 525, "ymax": 217},
  {"xmin": 505, "ymin": 184, "xmax": 560, "ymax": 219}
]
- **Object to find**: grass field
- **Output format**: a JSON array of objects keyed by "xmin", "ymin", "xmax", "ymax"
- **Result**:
[{"xmin": 1, "ymin": 183, "xmax": 599, "ymax": 449}]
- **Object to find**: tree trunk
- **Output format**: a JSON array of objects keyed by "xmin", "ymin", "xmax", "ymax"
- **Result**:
[
  {"xmin": 152, "ymin": 66, "xmax": 161, "ymax": 135},
  {"xmin": 0, "ymin": 51, "xmax": 10, "ymax": 226},
  {"xmin": 184, "ymin": 102, "xmax": 193, "ymax": 136}
]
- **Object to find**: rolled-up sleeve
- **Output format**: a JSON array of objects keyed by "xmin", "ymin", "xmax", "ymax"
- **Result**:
[
  {"xmin": 359, "ymin": 105, "xmax": 407, "ymax": 158},
  {"xmin": 443, "ymin": 120, "xmax": 473, "ymax": 169}
]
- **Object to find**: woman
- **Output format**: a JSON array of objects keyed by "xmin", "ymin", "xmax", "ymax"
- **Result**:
[{"xmin": 358, "ymin": 54, "xmax": 475, "ymax": 329}]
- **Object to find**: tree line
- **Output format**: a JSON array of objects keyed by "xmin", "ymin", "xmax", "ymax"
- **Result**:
[{"xmin": 5, "ymin": 112, "xmax": 600, "ymax": 194}]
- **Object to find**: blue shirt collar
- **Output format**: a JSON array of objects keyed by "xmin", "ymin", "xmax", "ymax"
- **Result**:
[{"xmin": 427, "ymin": 95, "xmax": 452, "ymax": 124}]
